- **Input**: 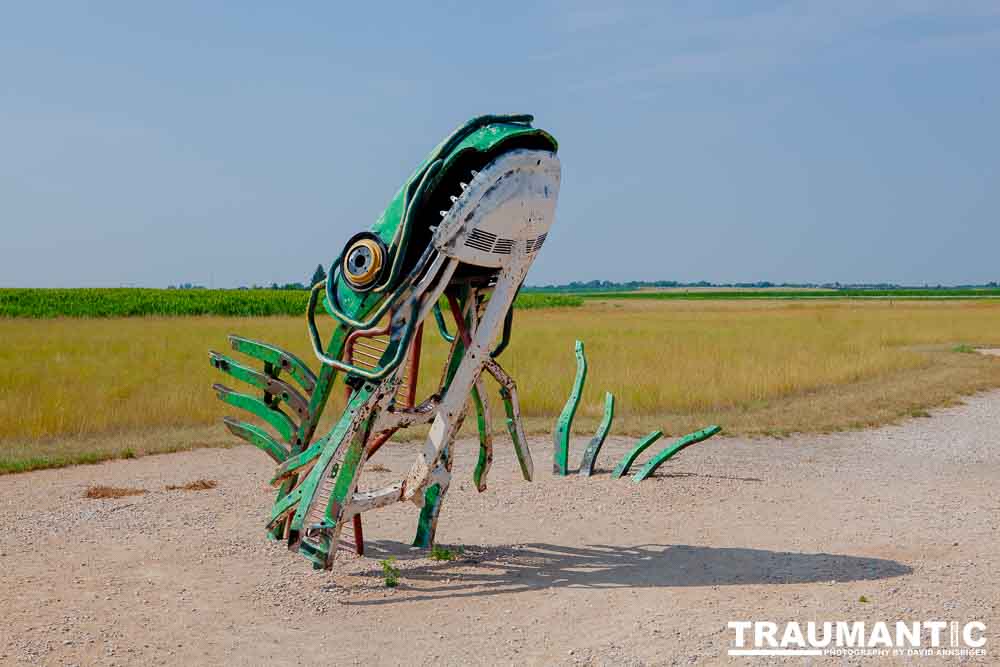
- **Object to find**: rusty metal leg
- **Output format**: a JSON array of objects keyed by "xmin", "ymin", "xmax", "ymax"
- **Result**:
[
  {"xmin": 485, "ymin": 358, "xmax": 533, "ymax": 481},
  {"xmin": 352, "ymin": 514, "xmax": 365, "ymax": 555},
  {"xmin": 412, "ymin": 442, "xmax": 455, "ymax": 548},
  {"xmin": 471, "ymin": 378, "xmax": 493, "ymax": 492}
]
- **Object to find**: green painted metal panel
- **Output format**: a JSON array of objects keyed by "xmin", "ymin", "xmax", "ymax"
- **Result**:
[
  {"xmin": 413, "ymin": 483, "xmax": 441, "ymax": 548},
  {"xmin": 412, "ymin": 436, "xmax": 456, "ymax": 548},
  {"xmin": 331, "ymin": 117, "xmax": 556, "ymax": 319},
  {"xmin": 471, "ymin": 384, "xmax": 492, "ymax": 492},
  {"xmin": 553, "ymin": 340, "xmax": 587, "ymax": 475},
  {"xmin": 500, "ymin": 387, "xmax": 531, "ymax": 480},
  {"xmin": 295, "ymin": 325, "xmax": 347, "ymax": 448},
  {"xmin": 266, "ymin": 385, "xmax": 373, "ymax": 528},
  {"xmin": 223, "ymin": 417, "xmax": 288, "ymax": 464},
  {"xmin": 328, "ymin": 425, "xmax": 367, "ymax": 510},
  {"xmin": 297, "ymin": 414, "xmax": 375, "ymax": 566},
  {"xmin": 228, "ymin": 335, "xmax": 317, "ymax": 394},
  {"xmin": 213, "ymin": 383, "xmax": 297, "ymax": 443},
  {"xmin": 611, "ymin": 430, "xmax": 664, "ymax": 479},
  {"xmin": 578, "ymin": 392, "xmax": 615, "ymax": 477},
  {"xmin": 432, "ymin": 301, "xmax": 455, "ymax": 343},
  {"xmin": 210, "ymin": 351, "xmax": 310, "ymax": 419},
  {"xmin": 271, "ymin": 434, "xmax": 327, "ymax": 484},
  {"xmin": 262, "ymin": 328, "xmax": 344, "ymax": 541},
  {"xmin": 631, "ymin": 426, "xmax": 722, "ymax": 483},
  {"xmin": 287, "ymin": 387, "xmax": 374, "ymax": 533}
]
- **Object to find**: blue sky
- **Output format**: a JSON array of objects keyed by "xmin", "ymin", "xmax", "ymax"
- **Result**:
[{"xmin": 2, "ymin": 2, "xmax": 998, "ymax": 287}]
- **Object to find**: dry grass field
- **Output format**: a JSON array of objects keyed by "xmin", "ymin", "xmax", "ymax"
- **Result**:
[{"xmin": 2, "ymin": 299, "xmax": 1000, "ymax": 472}]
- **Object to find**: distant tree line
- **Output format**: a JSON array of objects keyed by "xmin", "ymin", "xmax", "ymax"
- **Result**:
[
  {"xmin": 167, "ymin": 270, "xmax": 1000, "ymax": 292},
  {"xmin": 525, "ymin": 279, "xmax": 1000, "ymax": 292},
  {"xmin": 170, "ymin": 264, "xmax": 328, "ymax": 291}
]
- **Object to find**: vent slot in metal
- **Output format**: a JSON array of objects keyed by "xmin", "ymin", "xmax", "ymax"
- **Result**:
[
  {"xmin": 464, "ymin": 229, "xmax": 497, "ymax": 253},
  {"xmin": 525, "ymin": 232, "xmax": 548, "ymax": 254},
  {"xmin": 493, "ymin": 238, "xmax": 514, "ymax": 255}
]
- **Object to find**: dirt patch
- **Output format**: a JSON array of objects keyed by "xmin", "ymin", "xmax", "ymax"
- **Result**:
[
  {"xmin": 83, "ymin": 485, "xmax": 147, "ymax": 499},
  {"xmin": 4, "ymin": 391, "xmax": 999, "ymax": 664},
  {"xmin": 165, "ymin": 478, "xmax": 217, "ymax": 491}
]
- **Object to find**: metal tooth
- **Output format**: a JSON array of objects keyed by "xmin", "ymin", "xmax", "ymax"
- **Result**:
[
  {"xmin": 471, "ymin": 170, "xmax": 478, "ymax": 177},
  {"xmin": 440, "ymin": 211, "xmax": 448, "ymax": 217},
  {"xmin": 459, "ymin": 182, "xmax": 467, "ymax": 190},
  {"xmin": 449, "ymin": 196, "xmax": 458, "ymax": 203}
]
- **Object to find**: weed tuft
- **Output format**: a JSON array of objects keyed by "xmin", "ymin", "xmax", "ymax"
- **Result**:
[
  {"xmin": 430, "ymin": 545, "xmax": 457, "ymax": 561},
  {"xmin": 380, "ymin": 557, "xmax": 401, "ymax": 588}
]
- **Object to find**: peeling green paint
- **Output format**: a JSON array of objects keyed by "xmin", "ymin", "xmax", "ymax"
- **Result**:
[
  {"xmin": 471, "ymin": 383, "xmax": 493, "ymax": 492},
  {"xmin": 413, "ymin": 483, "xmax": 441, "ymax": 548},
  {"xmin": 553, "ymin": 340, "xmax": 587, "ymax": 475},
  {"xmin": 578, "ymin": 392, "xmax": 615, "ymax": 476},
  {"xmin": 611, "ymin": 430, "xmax": 664, "ymax": 479},
  {"xmin": 213, "ymin": 384, "xmax": 297, "ymax": 443},
  {"xmin": 223, "ymin": 417, "xmax": 288, "ymax": 463},
  {"xmin": 500, "ymin": 387, "xmax": 531, "ymax": 480},
  {"xmin": 631, "ymin": 426, "xmax": 722, "ymax": 483},
  {"xmin": 228, "ymin": 335, "xmax": 317, "ymax": 394},
  {"xmin": 210, "ymin": 351, "xmax": 310, "ymax": 419}
]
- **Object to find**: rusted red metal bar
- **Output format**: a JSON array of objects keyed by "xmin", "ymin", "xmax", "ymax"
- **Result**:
[
  {"xmin": 446, "ymin": 293, "xmax": 473, "ymax": 347},
  {"xmin": 352, "ymin": 515, "xmax": 364, "ymax": 555}
]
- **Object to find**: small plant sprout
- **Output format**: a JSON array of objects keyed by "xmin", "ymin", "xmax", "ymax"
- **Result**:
[
  {"xmin": 380, "ymin": 557, "xmax": 401, "ymax": 588},
  {"xmin": 430, "ymin": 545, "xmax": 457, "ymax": 561}
]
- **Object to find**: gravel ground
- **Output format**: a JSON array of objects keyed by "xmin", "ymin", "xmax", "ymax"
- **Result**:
[{"xmin": 1, "ymin": 391, "xmax": 998, "ymax": 665}]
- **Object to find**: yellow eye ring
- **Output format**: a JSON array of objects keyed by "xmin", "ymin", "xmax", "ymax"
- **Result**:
[{"xmin": 342, "ymin": 238, "xmax": 384, "ymax": 288}]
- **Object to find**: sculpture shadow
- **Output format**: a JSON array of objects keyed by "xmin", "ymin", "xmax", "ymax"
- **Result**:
[{"xmin": 347, "ymin": 542, "xmax": 911, "ymax": 605}]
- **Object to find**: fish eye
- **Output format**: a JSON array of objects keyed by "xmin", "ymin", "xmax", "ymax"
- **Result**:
[{"xmin": 342, "ymin": 236, "xmax": 385, "ymax": 289}]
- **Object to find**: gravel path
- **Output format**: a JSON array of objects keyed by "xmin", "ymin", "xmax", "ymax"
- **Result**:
[{"xmin": 1, "ymin": 392, "xmax": 998, "ymax": 665}]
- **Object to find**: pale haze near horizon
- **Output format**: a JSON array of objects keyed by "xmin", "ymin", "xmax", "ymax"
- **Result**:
[{"xmin": 1, "ymin": 2, "xmax": 998, "ymax": 288}]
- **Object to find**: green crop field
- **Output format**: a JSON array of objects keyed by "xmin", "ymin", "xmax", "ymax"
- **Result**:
[
  {"xmin": 3, "ymin": 298, "xmax": 1000, "ymax": 474},
  {"xmin": 0, "ymin": 288, "xmax": 581, "ymax": 318}
]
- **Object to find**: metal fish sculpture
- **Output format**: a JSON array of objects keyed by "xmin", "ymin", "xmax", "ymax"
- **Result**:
[{"xmin": 210, "ymin": 114, "xmax": 560, "ymax": 569}]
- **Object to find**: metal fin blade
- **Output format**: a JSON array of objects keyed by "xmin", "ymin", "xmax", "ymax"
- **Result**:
[
  {"xmin": 213, "ymin": 383, "xmax": 298, "ymax": 443},
  {"xmin": 210, "ymin": 350, "xmax": 311, "ymax": 420},
  {"xmin": 228, "ymin": 335, "xmax": 318, "ymax": 394},
  {"xmin": 223, "ymin": 417, "xmax": 289, "ymax": 463}
]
